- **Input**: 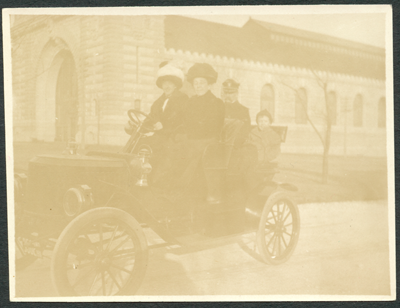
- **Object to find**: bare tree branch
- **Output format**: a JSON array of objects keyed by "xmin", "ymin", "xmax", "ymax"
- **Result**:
[
  {"xmin": 310, "ymin": 69, "xmax": 327, "ymax": 89},
  {"xmin": 279, "ymin": 80, "xmax": 325, "ymax": 146},
  {"xmin": 279, "ymin": 69, "xmax": 332, "ymax": 184}
]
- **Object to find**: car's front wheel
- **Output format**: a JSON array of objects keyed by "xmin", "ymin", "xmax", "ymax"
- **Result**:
[{"xmin": 51, "ymin": 207, "xmax": 148, "ymax": 296}]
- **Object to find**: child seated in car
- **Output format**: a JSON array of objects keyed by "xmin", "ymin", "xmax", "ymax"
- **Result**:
[{"xmin": 247, "ymin": 109, "xmax": 281, "ymax": 168}]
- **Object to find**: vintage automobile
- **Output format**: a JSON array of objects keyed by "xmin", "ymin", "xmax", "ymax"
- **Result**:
[{"xmin": 14, "ymin": 109, "xmax": 300, "ymax": 296}]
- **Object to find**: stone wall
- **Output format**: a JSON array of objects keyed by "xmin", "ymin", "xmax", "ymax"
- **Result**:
[{"xmin": 77, "ymin": 15, "xmax": 165, "ymax": 146}]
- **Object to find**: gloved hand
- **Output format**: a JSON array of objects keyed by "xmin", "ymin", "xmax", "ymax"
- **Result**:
[{"xmin": 153, "ymin": 122, "xmax": 163, "ymax": 131}]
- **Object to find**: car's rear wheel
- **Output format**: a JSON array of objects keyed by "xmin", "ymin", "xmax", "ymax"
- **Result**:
[
  {"xmin": 256, "ymin": 192, "xmax": 300, "ymax": 265},
  {"xmin": 15, "ymin": 221, "xmax": 38, "ymax": 271},
  {"xmin": 15, "ymin": 239, "xmax": 37, "ymax": 271},
  {"xmin": 51, "ymin": 207, "xmax": 148, "ymax": 296}
]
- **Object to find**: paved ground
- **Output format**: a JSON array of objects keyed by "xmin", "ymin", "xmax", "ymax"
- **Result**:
[{"xmin": 13, "ymin": 199, "xmax": 392, "ymax": 298}]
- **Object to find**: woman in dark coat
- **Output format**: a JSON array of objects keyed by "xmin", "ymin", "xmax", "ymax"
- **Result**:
[
  {"xmin": 125, "ymin": 61, "xmax": 187, "ymax": 143},
  {"xmin": 172, "ymin": 63, "xmax": 225, "ymax": 200},
  {"xmin": 125, "ymin": 62, "xmax": 188, "ymax": 184},
  {"xmin": 184, "ymin": 63, "xmax": 225, "ymax": 142},
  {"xmin": 144, "ymin": 62, "xmax": 188, "ymax": 153}
]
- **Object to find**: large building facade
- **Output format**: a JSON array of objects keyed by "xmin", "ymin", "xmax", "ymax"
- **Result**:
[{"xmin": 10, "ymin": 15, "xmax": 386, "ymax": 156}]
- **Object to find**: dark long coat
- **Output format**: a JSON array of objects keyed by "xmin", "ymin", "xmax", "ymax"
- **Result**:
[
  {"xmin": 134, "ymin": 90, "xmax": 186, "ymax": 160},
  {"xmin": 183, "ymin": 90, "xmax": 225, "ymax": 140},
  {"xmin": 224, "ymin": 101, "xmax": 251, "ymax": 146},
  {"xmin": 167, "ymin": 90, "xmax": 225, "ymax": 191},
  {"xmin": 146, "ymin": 90, "xmax": 188, "ymax": 137},
  {"xmin": 137, "ymin": 90, "xmax": 187, "ymax": 186}
]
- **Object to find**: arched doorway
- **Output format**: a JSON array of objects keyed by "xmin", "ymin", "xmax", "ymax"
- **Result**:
[
  {"xmin": 35, "ymin": 39, "xmax": 78, "ymax": 142},
  {"xmin": 55, "ymin": 52, "xmax": 78, "ymax": 142}
]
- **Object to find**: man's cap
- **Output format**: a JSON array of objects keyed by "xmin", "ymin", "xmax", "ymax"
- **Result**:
[{"xmin": 222, "ymin": 79, "xmax": 240, "ymax": 93}]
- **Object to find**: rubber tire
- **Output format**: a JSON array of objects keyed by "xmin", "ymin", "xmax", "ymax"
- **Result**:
[
  {"xmin": 256, "ymin": 191, "xmax": 300, "ymax": 265},
  {"xmin": 15, "ymin": 246, "xmax": 37, "ymax": 271},
  {"xmin": 51, "ymin": 207, "xmax": 148, "ymax": 296},
  {"xmin": 15, "ymin": 221, "xmax": 37, "ymax": 271}
]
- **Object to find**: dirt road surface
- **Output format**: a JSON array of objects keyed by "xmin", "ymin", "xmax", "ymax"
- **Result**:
[{"xmin": 13, "ymin": 200, "xmax": 391, "ymax": 298}]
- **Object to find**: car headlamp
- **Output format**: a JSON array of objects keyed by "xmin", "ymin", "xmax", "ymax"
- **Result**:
[
  {"xmin": 135, "ymin": 148, "xmax": 152, "ymax": 187},
  {"xmin": 63, "ymin": 185, "xmax": 93, "ymax": 217}
]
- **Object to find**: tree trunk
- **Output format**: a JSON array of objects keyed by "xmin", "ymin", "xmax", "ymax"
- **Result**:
[
  {"xmin": 322, "ymin": 147, "xmax": 329, "ymax": 184},
  {"xmin": 322, "ymin": 123, "xmax": 331, "ymax": 184}
]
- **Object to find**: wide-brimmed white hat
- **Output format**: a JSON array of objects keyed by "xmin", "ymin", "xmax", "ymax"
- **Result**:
[{"xmin": 156, "ymin": 63, "xmax": 185, "ymax": 89}]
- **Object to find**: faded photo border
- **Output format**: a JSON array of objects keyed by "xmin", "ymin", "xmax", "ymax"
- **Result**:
[{"xmin": 3, "ymin": 5, "xmax": 395, "ymax": 302}]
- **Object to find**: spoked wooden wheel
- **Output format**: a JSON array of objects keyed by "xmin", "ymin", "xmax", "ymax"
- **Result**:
[
  {"xmin": 15, "ymin": 204, "xmax": 37, "ymax": 271},
  {"xmin": 15, "ymin": 228, "xmax": 37, "ymax": 271},
  {"xmin": 51, "ymin": 208, "xmax": 148, "ymax": 296},
  {"xmin": 256, "ymin": 192, "xmax": 300, "ymax": 265}
]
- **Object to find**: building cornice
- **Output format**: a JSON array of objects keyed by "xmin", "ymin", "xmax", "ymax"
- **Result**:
[
  {"xmin": 248, "ymin": 18, "xmax": 384, "ymax": 57},
  {"xmin": 166, "ymin": 47, "xmax": 385, "ymax": 86}
]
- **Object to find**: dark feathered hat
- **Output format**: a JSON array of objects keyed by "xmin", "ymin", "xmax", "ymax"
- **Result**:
[{"xmin": 187, "ymin": 63, "xmax": 218, "ymax": 84}]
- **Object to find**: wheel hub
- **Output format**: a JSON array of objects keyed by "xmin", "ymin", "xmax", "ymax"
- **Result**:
[{"xmin": 95, "ymin": 252, "xmax": 112, "ymax": 270}]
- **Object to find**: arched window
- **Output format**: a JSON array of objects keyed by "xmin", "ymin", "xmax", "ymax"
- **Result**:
[
  {"xmin": 327, "ymin": 91, "xmax": 337, "ymax": 126},
  {"xmin": 260, "ymin": 84, "xmax": 275, "ymax": 120},
  {"xmin": 353, "ymin": 94, "xmax": 363, "ymax": 127},
  {"xmin": 378, "ymin": 97, "xmax": 386, "ymax": 128},
  {"xmin": 295, "ymin": 88, "xmax": 307, "ymax": 124}
]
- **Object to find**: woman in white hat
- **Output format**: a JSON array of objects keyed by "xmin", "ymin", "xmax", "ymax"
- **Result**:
[{"xmin": 126, "ymin": 61, "xmax": 188, "ymax": 182}]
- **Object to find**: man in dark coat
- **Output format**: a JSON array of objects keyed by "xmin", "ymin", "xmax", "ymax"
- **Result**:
[{"xmin": 221, "ymin": 79, "xmax": 251, "ymax": 146}]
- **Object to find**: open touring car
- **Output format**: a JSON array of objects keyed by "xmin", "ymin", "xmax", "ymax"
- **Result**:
[{"xmin": 14, "ymin": 109, "xmax": 300, "ymax": 296}]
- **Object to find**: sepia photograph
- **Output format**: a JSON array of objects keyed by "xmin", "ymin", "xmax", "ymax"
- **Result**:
[{"xmin": 3, "ymin": 5, "xmax": 395, "ymax": 301}]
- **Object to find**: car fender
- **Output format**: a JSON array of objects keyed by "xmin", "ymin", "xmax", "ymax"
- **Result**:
[
  {"xmin": 245, "ymin": 181, "xmax": 296, "ymax": 231},
  {"xmin": 258, "ymin": 182, "xmax": 298, "ymax": 196},
  {"xmin": 104, "ymin": 190, "xmax": 178, "ymax": 245}
]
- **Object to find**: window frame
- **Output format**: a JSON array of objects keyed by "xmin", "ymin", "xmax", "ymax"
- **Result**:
[
  {"xmin": 295, "ymin": 87, "xmax": 308, "ymax": 124},
  {"xmin": 353, "ymin": 94, "xmax": 363, "ymax": 127}
]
